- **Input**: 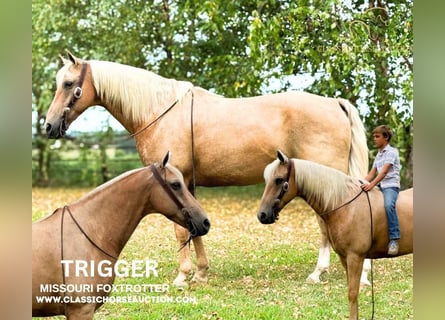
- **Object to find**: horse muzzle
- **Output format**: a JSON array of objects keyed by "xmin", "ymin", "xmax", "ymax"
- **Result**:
[
  {"xmin": 183, "ymin": 208, "xmax": 211, "ymax": 237},
  {"xmin": 45, "ymin": 122, "xmax": 65, "ymax": 139},
  {"xmin": 45, "ymin": 108, "xmax": 70, "ymax": 139},
  {"xmin": 257, "ymin": 200, "xmax": 281, "ymax": 224}
]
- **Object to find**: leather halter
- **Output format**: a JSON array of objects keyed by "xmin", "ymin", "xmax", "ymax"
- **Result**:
[
  {"xmin": 150, "ymin": 164, "xmax": 185, "ymax": 210},
  {"xmin": 150, "ymin": 163, "xmax": 199, "ymax": 251},
  {"xmin": 66, "ymin": 63, "xmax": 88, "ymax": 110},
  {"xmin": 60, "ymin": 63, "xmax": 88, "ymax": 134},
  {"xmin": 276, "ymin": 160, "xmax": 294, "ymax": 201}
]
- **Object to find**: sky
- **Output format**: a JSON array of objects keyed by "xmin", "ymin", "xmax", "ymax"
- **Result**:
[{"xmin": 66, "ymin": 106, "xmax": 125, "ymax": 132}]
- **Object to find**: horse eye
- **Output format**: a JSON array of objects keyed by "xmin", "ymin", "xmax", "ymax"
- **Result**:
[
  {"xmin": 63, "ymin": 81, "xmax": 74, "ymax": 89},
  {"xmin": 170, "ymin": 182, "xmax": 181, "ymax": 191},
  {"xmin": 275, "ymin": 178, "xmax": 284, "ymax": 186}
]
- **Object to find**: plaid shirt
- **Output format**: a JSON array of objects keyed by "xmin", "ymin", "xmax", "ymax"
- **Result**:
[{"xmin": 373, "ymin": 144, "xmax": 401, "ymax": 188}]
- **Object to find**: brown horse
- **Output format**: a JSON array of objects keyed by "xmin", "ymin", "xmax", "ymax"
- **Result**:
[
  {"xmin": 44, "ymin": 51, "xmax": 370, "ymax": 288},
  {"xmin": 32, "ymin": 152, "xmax": 210, "ymax": 319},
  {"xmin": 257, "ymin": 151, "xmax": 413, "ymax": 320}
]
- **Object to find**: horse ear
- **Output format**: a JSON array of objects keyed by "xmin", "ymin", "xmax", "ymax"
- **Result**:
[
  {"xmin": 65, "ymin": 50, "xmax": 79, "ymax": 65},
  {"xmin": 59, "ymin": 54, "xmax": 70, "ymax": 66},
  {"xmin": 161, "ymin": 151, "xmax": 171, "ymax": 168},
  {"xmin": 277, "ymin": 150, "xmax": 288, "ymax": 164}
]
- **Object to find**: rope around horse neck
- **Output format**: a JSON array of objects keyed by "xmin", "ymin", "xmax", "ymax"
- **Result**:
[
  {"xmin": 130, "ymin": 88, "xmax": 193, "ymax": 138},
  {"xmin": 61, "ymin": 206, "xmax": 118, "ymax": 261},
  {"xmin": 59, "ymin": 205, "xmax": 118, "ymax": 315},
  {"xmin": 318, "ymin": 189, "xmax": 364, "ymax": 217}
]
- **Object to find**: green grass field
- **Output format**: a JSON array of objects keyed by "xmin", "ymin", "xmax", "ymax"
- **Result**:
[{"xmin": 32, "ymin": 186, "xmax": 413, "ymax": 320}]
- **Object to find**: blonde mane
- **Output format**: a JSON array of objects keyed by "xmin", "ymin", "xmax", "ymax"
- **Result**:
[
  {"xmin": 292, "ymin": 159, "xmax": 359, "ymax": 211},
  {"xmin": 265, "ymin": 159, "xmax": 359, "ymax": 212},
  {"xmin": 89, "ymin": 60, "xmax": 193, "ymax": 124}
]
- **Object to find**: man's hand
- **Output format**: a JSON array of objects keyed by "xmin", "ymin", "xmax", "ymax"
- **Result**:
[{"xmin": 360, "ymin": 182, "xmax": 373, "ymax": 192}]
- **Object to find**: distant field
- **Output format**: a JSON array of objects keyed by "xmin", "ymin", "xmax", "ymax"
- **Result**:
[{"xmin": 32, "ymin": 185, "xmax": 413, "ymax": 319}]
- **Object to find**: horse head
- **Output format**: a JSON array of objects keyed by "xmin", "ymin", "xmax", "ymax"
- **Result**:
[
  {"xmin": 45, "ymin": 51, "xmax": 97, "ymax": 138},
  {"xmin": 257, "ymin": 150, "xmax": 297, "ymax": 224},
  {"xmin": 150, "ymin": 151, "xmax": 211, "ymax": 237}
]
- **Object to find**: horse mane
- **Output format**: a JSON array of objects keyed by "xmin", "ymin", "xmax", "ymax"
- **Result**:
[
  {"xmin": 265, "ymin": 159, "xmax": 359, "ymax": 212},
  {"xmin": 292, "ymin": 159, "xmax": 359, "ymax": 211},
  {"xmin": 89, "ymin": 60, "xmax": 193, "ymax": 124}
]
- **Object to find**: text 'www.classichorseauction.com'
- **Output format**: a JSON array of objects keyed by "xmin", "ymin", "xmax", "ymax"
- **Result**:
[{"xmin": 35, "ymin": 259, "xmax": 198, "ymax": 305}]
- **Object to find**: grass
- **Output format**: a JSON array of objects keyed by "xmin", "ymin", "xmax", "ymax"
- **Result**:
[{"xmin": 32, "ymin": 186, "xmax": 413, "ymax": 319}]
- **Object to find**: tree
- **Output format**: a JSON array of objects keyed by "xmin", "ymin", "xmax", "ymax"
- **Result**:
[{"xmin": 247, "ymin": 0, "xmax": 412, "ymax": 186}]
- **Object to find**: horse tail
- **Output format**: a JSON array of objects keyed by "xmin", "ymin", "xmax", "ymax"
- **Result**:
[{"xmin": 337, "ymin": 98, "xmax": 369, "ymax": 177}]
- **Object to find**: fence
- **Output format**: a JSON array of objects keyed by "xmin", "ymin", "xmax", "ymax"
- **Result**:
[{"xmin": 32, "ymin": 143, "xmax": 143, "ymax": 187}]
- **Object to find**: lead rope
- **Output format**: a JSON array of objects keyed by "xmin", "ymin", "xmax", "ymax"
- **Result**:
[
  {"xmin": 318, "ymin": 189, "xmax": 364, "ymax": 218},
  {"xmin": 130, "ymin": 88, "xmax": 196, "ymax": 250},
  {"xmin": 130, "ymin": 87, "xmax": 193, "ymax": 138},
  {"xmin": 190, "ymin": 90, "xmax": 196, "ymax": 197},
  {"xmin": 364, "ymin": 191, "xmax": 375, "ymax": 320},
  {"xmin": 180, "ymin": 90, "xmax": 196, "ymax": 251},
  {"xmin": 60, "ymin": 205, "xmax": 119, "ymax": 314},
  {"xmin": 60, "ymin": 206, "xmax": 67, "ymax": 316},
  {"xmin": 65, "ymin": 206, "xmax": 118, "ymax": 260}
]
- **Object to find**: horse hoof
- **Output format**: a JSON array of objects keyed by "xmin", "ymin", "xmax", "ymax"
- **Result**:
[
  {"xmin": 360, "ymin": 279, "xmax": 371, "ymax": 287},
  {"xmin": 173, "ymin": 278, "xmax": 189, "ymax": 290},
  {"xmin": 305, "ymin": 275, "xmax": 321, "ymax": 284},
  {"xmin": 191, "ymin": 274, "xmax": 208, "ymax": 285},
  {"xmin": 172, "ymin": 282, "xmax": 188, "ymax": 290}
]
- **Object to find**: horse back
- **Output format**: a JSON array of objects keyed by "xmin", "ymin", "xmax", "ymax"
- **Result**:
[
  {"xmin": 396, "ymin": 187, "xmax": 413, "ymax": 255},
  {"xmin": 397, "ymin": 188, "xmax": 413, "ymax": 216}
]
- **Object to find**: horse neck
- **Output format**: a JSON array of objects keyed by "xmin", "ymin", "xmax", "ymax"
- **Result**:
[
  {"xmin": 293, "ymin": 159, "xmax": 354, "ymax": 214},
  {"xmin": 69, "ymin": 168, "xmax": 151, "ymax": 257},
  {"xmin": 89, "ymin": 60, "xmax": 193, "ymax": 133}
]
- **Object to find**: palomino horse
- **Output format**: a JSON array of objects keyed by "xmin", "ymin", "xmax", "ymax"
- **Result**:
[
  {"xmin": 44, "ymin": 51, "xmax": 370, "ymax": 288},
  {"xmin": 32, "ymin": 152, "xmax": 210, "ymax": 319},
  {"xmin": 257, "ymin": 151, "xmax": 413, "ymax": 320}
]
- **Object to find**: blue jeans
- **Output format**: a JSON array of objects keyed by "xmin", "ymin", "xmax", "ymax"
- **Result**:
[{"xmin": 381, "ymin": 187, "xmax": 400, "ymax": 240}]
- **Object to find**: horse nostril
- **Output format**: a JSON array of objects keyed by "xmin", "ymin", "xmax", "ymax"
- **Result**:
[
  {"xmin": 203, "ymin": 219, "xmax": 211, "ymax": 230},
  {"xmin": 259, "ymin": 212, "xmax": 267, "ymax": 222},
  {"xmin": 190, "ymin": 226, "xmax": 198, "ymax": 237},
  {"xmin": 46, "ymin": 123, "xmax": 52, "ymax": 133}
]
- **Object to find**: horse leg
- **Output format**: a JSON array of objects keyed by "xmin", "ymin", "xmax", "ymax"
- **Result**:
[
  {"xmin": 345, "ymin": 254, "xmax": 364, "ymax": 320},
  {"xmin": 307, "ymin": 216, "xmax": 330, "ymax": 283},
  {"xmin": 360, "ymin": 259, "xmax": 371, "ymax": 286},
  {"xmin": 173, "ymin": 223, "xmax": 193, "ymax": 289},
  {"xmin": 190, "ymin": 236, "xmax": 209, "ymax": 284},
  {"xmin": 184, "ymin": 182, "xmax": 209, "ymax": 284},
  {"xmin": 307, "ymin": 217, "xmax": 371, "ymax": 286}
]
